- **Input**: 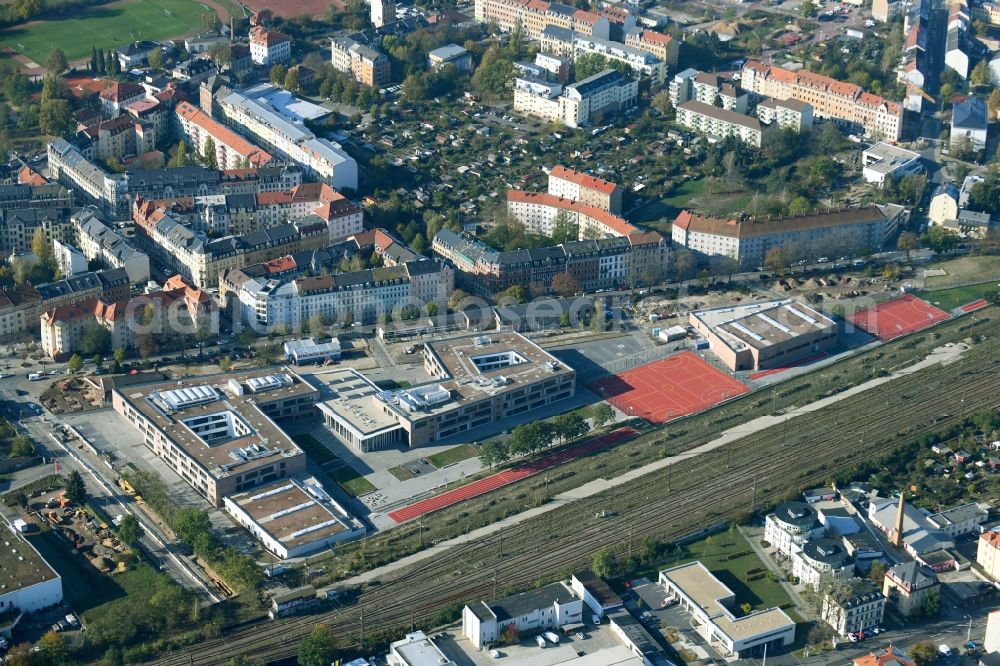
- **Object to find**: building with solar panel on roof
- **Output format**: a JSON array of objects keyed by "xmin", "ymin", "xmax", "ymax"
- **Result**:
[{"xmin": 112, "ymin": 367, "xmax": 319, "ymax": 505}]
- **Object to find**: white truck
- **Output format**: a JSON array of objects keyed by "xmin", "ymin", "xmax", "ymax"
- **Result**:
[
  {"xmin": 535, "ymin": 635, "xmax": 547, "ymax": 648},
  {"xmin": 543, "ymin": 631, "xmax": 560, "ymax": 644}
]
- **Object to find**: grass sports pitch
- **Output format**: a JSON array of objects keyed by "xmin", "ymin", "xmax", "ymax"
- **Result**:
[{"xmin": 0, "ymin": 0, "xmax": 218, "ymax": 64}]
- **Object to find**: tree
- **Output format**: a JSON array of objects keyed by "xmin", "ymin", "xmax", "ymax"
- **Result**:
[
  {"xmin": 80, "ymin": 325, "xmax": 111, "ymax": 357},
  {"xmin": 501, "ymin": 284, "xmax": 528, "ymax": 304},
  {"xmin": 170, "ymin": 140, "xmax": 191, "ymax": 168},
  {"xmin": 921, "ymin": 226, "xmax": 958, "ymax": 253},
  {"xmin": 479, "ymin": 440, "xmax": 510, "ymax": 469},
  {"xmin": 11, "ymin": 0, "xmax": 41, "ymax": 19},
  {"xmin": 37, "ymin": 631, "xmax": 69, "ymax": 666},
  {"xmin": 551, "ymin": 211, "xmax": 579, "ymax": 244},
  {"xmin": 65, "ymin": 470, "xmax": 88, "ymax": 505},
  {"xmin": 68, "ymin": 354, "xmax": 83, "ymax": 373},
  {"xmin": 269, "ymin": 64, "xmax": 288, "ymax": 86},
  {"xmin": 971, "ymin": 59, "xmax": 990, "ymax": 87},
  {"xmin": 897, "ymin": 231, "xmax": 918, "ymax": 260},
  {"xmin": 989, "ymin": 87, "xmax": 1000, "ymax": 120},
  {"xmin": 592, "ymin": 547, "xmax": 617, "ymax": 578},
  {"xmin": 574, "ymin": 52, "xmax": 630, "ymax": 80},
  {"xmin": 671, "ymin": 248, "xmax": 697, "ymax": 281},
  {"xmin": 147, "ymin": 48, "xmax": 164, "ymax": 70},
  {"xmin": 593, "ymin": 403, "xmax": 614, "ymax": 429},
  {"xmin": 921, "ymin": 589, "xmax": 940, "ymax": 617},
  {"xmin": 31, "ymin": 227, "xmax": 53, "ymax": 267},
  {"xmin": 553, "ymin": 412, "xmax": 588, "ymax": 443},
  {"xmin": 91, "ymin": 46, "xmax": 99, "ymax": 74},
  {"xmin": 10, "ymin": 436, "xmax": 34, "ymax": 457},
  {"xmin": 552, "ymin": 272, "xmax": 581, "ymax": 298},
  {"xmin": 764, "ymin": 246, "xmax": 788, "ymax": 273},
  {"xmin": 800, "ymin": 0, "xmax": 817, "ymax": 16},
  {"xmin": 219, "ymin": 357, "xmax": 233, "ymax": 372},
  {"xmin": 911, "ymin": 641, "xmax": 938, "ymax": 666},
  {"xmin": 117, "ymin": 513, "xmax": 142, "ymax": 548},
  {"xmin": 39, "ymin": 99, "xmax": 73, "ymax": 136},
  {"xmin": 203, "ymin": 137, "xmax": 217, "ymax": 168},
  {"xmin": 111, "ymin": 53, "xmax": 121, "ymax": 76},
  {"xmin": 45, "ymin": 48, "xmax": 68, "ymax": 75},
  {"xmin": 472, "ymin": 47, "xmax": 514, "ymax": 96},
  {"xmin": 284, "ymin": 68, "xmax": 301, "ymax": 93},
  {"xmin": 97, "ymin": 48, "xmax": 106, "ymax": 75},
  {"xmin": 297, "ymin": 624, "xmax": 337, "ymax": 666},
  {"xmin": 425, "ymin": 302, "xmax": 438, "ymax": 317},
  {"xmin": 867, "ymin": 560, "xmax": 887, "ymax": 585}
]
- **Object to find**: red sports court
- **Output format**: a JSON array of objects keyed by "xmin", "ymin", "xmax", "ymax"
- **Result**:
[
  {"xmin": 848, "ymin": 294, "xmax": 949, "ymax": 341},
  {"xmin": 388, "ymin": 427, "xmax": 638, "ymax": 523},
  {"xmin": 961, "ymin": 299, "xmax": 989, "ymax": 313},
  {"xmin": 587, "ymin": 352, "xmax": 749, "ymax": 426}
]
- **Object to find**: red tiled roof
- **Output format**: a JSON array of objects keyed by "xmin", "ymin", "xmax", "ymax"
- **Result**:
[
  {"xmin": 507, "ymin": 190, "xmax": 638, "ymax": 236},
  {"xmin": 634, "ymin": 30, "xmax": 673, "ymax": 45},
  {"xmin": 674, "ymin": 207, "xmax": 885, "ymax": 239},
  {"xmin": 981, "ymin": 531, "xmax": 1000, "ymax": 549},
  {"xmin": 853, "ymin": 647, "xmax": 915, "ymax": 666},
  {"xmin": 17, "ymin": 165, "xmax": 47, "ymax": 186},
  {"xmin": 100, "ymin": 81, "xmax": 145, "ymax": 103},
  {"xmin": 175, "ymin": 101, "xmax": 271, "ymax": 166},
  {"xmin": 572, "ymin": 8, "xmax": 600, "ymax": 23},
  {"xmin": 549, "ymin": 165, "xmax": 619, "ymax": 195},
  {"xmin": 250, "ymin": 25, "xmax": 290, "ymax": 47}
]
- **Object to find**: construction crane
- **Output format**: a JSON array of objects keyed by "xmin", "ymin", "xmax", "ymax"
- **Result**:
[{"xmin": 906, "ymin": 82, "xmax": 936, "ymax": 104}]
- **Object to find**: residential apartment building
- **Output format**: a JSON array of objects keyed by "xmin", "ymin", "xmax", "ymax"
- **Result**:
[
  {"xmin": 676, "ymin": 100, "xmax": 763, "ymax": 147},
  {"xmin": 473, "ymin": 0, "xmax": 611, "ymax": 40},
  {"xmin": 75, "ymin": 115, "xmax": 157, "ymax": 164},
  {"xmin": 513, "ymin": 69, "xmax": 638, "ymax": 128},
  {"xmin": 140, "ymin": 182, "xmax": 362, "ymax": 241},
  {"xmin": 53, "ymin": 240, "xmax": 87, "ymax": 277},
  {"xmin": 433, "ymin": 228, "xmax": 668, "ymax": 297},
  {"xmin": 217, "ymin": 89, "xmax": 358, "ymax": 190},
  {"xmin": 371, "ymin": 0, "xmax": 395, "ymax": 27},
  {"xmin": 790, "ymin": 539, "xmax": 855, "ymax": 590},
  {"xmin": 506, "ymin": 190, "xmax": 636, "ymax": 238},
  {"xmin": 542, "ymin": 30, "xmax": 665, "ymax": 84},
  {"xmin": 0, "ymin": 269, "xmax": 129, "ymax": 341},
  {"xmin": 222, "ymin": 233, "xmax": 453, "ymax": 329},
  {"xmin": 756, "ymin": 98, "xmax": 814, "ymax": 131},
  {"xmin": 171, "ymin": 58, "xmax": 218, "ymax": 84},
  {"xmin": 951, "ymin": 96, "xmax": 987, "ymax": 151},
  {"xmin": 463, "ymin": 581, "xmax": 583, "ymax": 650},
  {"xmin": 873, "ymin": 0, "xmax": 904, "ymax": 21},
  {"xmin": 41, "ymin": 277, "xmax": 217, "ymax": 360},
  {"xmin": 671, "ymin": 207, "xmax": 895, "ymax": 270},
  {"xmin": 764, "ymin": 500, "xmax": 824, "ymax": 557},
  {"xmin": 741, "ymin": 60, "xmax": 903, "ymax": 141},
  {"xmin": 977, "ymin": 531, "xmax": 1000, "ymax": 580},
  {"xmin": 112, "ymin": 368, "xmax": 317, "ymax": 505},
  {"xmin": 47, "ymin": 139, "xmax": 124, "ymax": 215},
  {"xmin": 249, "ymin": 26, "xmax": 291, "ymax": 65},
  {"xmin": 175, "ymin": 101, "xmax": 273, "ymax": 169},
  {"xmin": 72, "ymin": 207, "xmax": 150, "ymax": 283},
  {"xmin": 882, "ymin": 561, "xmax": 939, "ymax": 617},
  {"xmin": 929, "ymin": 184, "xmax": 959, "ymax": 227},
  {"xmin": 624, "ymin": 29, "xmax": 678, "ymax": 69},
  {"xmin": 547, "ymin": 165, "xmax": 623, "ymax": 214},
  {"xmin": 0, "ymin": 184, "xmax": 74, "ymax": 256},
  {"xmin": 330, "ymin": 36, "xmax": 391, "ymax": 88},
  {"xmin": 99, "ymin": 81, "xmax": 147, "ymax": 117},
  {"xmin": 132, "ymin": 198, "xmax": 329, "ymax": 288},
  {"xmin": 821, "ymin": 580, "xmax": 886, "ymax": 637}
]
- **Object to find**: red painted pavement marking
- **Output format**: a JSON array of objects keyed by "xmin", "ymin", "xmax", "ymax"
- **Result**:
[
  {"xmin": 387, "ymin": 427, "xmax": 638, "ymax": 523},
  {"xmin": 961, "ymin": 299, "xmax": 988, "ymax": 313}
]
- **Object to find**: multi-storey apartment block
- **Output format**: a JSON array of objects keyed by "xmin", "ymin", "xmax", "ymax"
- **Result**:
[
  {"xmin": 330, "ymin": 36, "xmax": 391, "ymax": 88},
  {"xmin": 514, "ymin": 69, "xmax": 638, "ymax": 128},
  {"xmin": 506, "ymin": 190, "xmax": 636, "ymax": 238},
  {"xmin": 541, "ymin": 29, "xmax": 665, "ymax": 84},
  {"xmin": 676, "ymin": 100, "xmax": 763, "ymax": 147},
  {"xmin": 547, "ymin": 165, "xmax": 623, "ymax": 214},
  {"xmin": 174, "ymin": 101, "xmax": 272, "ymax": 169},
  {"xmin": 741, "ymin": 60, "xmax": 903, "ymax": 141},
  {"xmin": 72, "ymin": 207, "xmax": 151, "ymax": 283},
  {"xmin": 624, "ymin": 29, "xmax": 678, "ymax": 69},
  {"xmin": 249, "ymin": 25, "xmax": 291, "ymax": 65},
  {"xmin": 756, "ymin": 98, "xmax": 814, "ymax": 132},
  {"xmin": 474, "ymin": 0, "xmax": 610, "ymax": 40}
]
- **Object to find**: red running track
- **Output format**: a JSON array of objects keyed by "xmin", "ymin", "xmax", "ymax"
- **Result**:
[
  {"xmin": 848, "ymin": 294, "xmax": 949, "ymax": 341},
  {"xmin": 587, "ymin": 352, "xmax": 749, "ymax": 426},
  {"xmin": 961, "ymin": 299, "xmax": 989, "ymax": 313},
  {"xmin": 387, "ymin": 427, "xmax": 638, "ymax": 524}
]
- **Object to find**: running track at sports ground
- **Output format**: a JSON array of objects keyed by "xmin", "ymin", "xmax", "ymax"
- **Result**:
[{"xmin": 387, "ymin": 427, "xmax": 638, "ymax": 523}]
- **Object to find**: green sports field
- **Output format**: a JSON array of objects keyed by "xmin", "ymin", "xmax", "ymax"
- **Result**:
[{"xmin": 0, "ymin": 0, "xmax": 220, "ymax": 64}]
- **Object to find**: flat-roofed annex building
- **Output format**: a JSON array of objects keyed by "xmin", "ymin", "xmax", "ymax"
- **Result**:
[
  {"xmin": 223, "ymin": 476, "xmax": 365, "ymax": 558},
  {"xmin": 659, "ymin": 561, "xmax": 795, "ymax": 659},
  {"xmin": 112, "ymin": 368, "xmax": 319, "ymax": 506},
  {"xmin": 689, "ymin": 299, "xmax": 838, "ymax": 372},
  {"xmin": 317, "ymin": 332, "xmax": 575, "ymax": 451},
  {"xmin": 0, "ymin": 527, "xmax": 62, "ymax": 613}
]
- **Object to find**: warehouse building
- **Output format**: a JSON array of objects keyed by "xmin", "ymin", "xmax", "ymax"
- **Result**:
[
  {"xmin": 283, "ymin": 338, "xmax": 342, "ymax": 365},
  {"xmin": 223, "ymin": 476, "xmax": 365, "ymax": 558},
  {"xmin": 318, "ymin": 332, "xmax": 576, "ymax": 451},
  {"xmin": 689, "ymin": 300, "xmax": 838, "ymax": 372},
  {"xmin": 0, "ymin": 526, "xmax": 62, "ymax": 613},
  {"xmin": 112, "ymin": 368, "xmax": 319, "ymax": 506},
  {"xmin": 659, "ymin": 562, "xmax": 796, "ymax": 659}
]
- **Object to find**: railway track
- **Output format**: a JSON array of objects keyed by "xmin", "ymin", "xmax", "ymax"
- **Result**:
[{"xmin": 151, "ymin": 334, "xmax": 1000, "ymax": 665}]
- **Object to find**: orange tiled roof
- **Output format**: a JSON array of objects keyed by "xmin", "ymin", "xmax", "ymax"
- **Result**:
[
  {"xmin": 550, "ymin": 165, "xmax": 619, "ymax": 195},
  {"xmin": 17, "ymin": 165, "xmax": 47, "ymax": 186},
  {"xmin": 176, "ymin": 101, "xmax": 272, "ymax": 166},
  {"xmin": 507, "ymin": 190, "xmax": 638, "ymax": 236}
]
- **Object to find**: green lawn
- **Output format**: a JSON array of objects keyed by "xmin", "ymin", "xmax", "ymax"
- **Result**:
[
  {"xmin": 427, "ymin": 444, "xmax": 478, "ymax": 468},
  {"xmin": 652, "ymin": 529, "xmax": 795, "ymax": 613},
  {"xmin": 332, "ymin": 467, "xmax": 376, "ymax": 497},
  {"xmin": 0, "ymin": 0, "xmax": 219, "ymax": 63},
  {"xmin": 387, "ymin": 465, "xmax": 415, "ymax": 481},
  {"xmin": 292, "ymin": 433, "xmax": 337, "ymax": 465},
  {"xmin": 918, "ymin": 282, "xmax": 999, "ymax": 311}
]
